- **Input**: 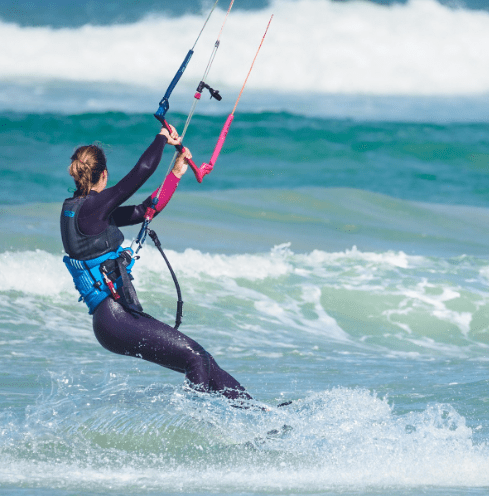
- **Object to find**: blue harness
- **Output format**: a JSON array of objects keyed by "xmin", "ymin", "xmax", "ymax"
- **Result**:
[{"xmin": 64, "ymin": 246, "xmax": 136, "ymax": 314}]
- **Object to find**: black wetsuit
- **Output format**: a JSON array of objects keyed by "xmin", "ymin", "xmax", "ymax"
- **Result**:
[{"xmin": 64, "ymin": 135, "xmax": 251, "ymax": 401}]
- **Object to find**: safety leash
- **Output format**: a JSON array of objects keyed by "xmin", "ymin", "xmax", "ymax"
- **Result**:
[{"xmin": 148, "ymin": 229, "xmax": 183, "ymax": 330}]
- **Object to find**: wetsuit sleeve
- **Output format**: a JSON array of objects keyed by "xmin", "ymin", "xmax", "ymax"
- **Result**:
[
  {"xmin": 77, "ymin": 134, "xmax": 168, "ymax": 235},
  {"xmin": 111, "ymin": 171, "xmax": 181, "ymax": 227}
]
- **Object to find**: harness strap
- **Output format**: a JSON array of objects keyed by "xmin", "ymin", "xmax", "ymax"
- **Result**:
[
  {"xmin": 83, "ymin": 261, "xmax": 102, "ymax": 289},
  {"xmin": 117, "ymin": 256, "xmax": 143, "ymax": 313}
]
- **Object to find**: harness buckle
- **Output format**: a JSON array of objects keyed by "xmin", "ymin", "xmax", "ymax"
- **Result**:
[{"xmin": 101, "ymin": 269, "xmax": 120, "ymax": 301}]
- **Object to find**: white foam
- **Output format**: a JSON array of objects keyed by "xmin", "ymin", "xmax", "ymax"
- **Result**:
[
  {"xmin": 1, "ymin": 0, "xmax": 489, "ymax": 96},
  {"xmin": 0, "ymin": 249, "xmax": 74, "ymax": 295},
  {"xmin": 479, "ymin": 265, "xmax": 489, "ymax": 282},
  {"xmin": 2, "ymin": 387, "xmax": 489, "ymax": 491},
  {"xmin": 301, "ymin": 245, "xmax": 425, "ymax": 269},
  {"xmin": 2, "ymin": 245, "xmax": 488, "ymax": 353}
]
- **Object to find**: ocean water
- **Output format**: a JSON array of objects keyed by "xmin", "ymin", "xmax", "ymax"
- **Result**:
[{"xmin": 2, "ymin": 0, "xmax": 489, "ymax": 495}]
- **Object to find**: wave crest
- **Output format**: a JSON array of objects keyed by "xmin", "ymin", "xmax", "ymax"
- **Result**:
[{"xmin": 1, "ymin": 0, "xmax": 489, "ymax": 96}]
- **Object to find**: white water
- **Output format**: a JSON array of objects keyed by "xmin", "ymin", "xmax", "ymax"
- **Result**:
[
  {"xmin": 1, "ymin": 0, "xmax": 489, "ymax": 96},
  {"xmin": 3, "ymin": 387, "xmax": 489, "ymax": 492},
  {"xmin": 2, "ymin": 243, "xmax": 489, "ymax": 358}
]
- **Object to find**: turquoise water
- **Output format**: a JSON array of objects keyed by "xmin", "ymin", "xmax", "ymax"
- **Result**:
[
  {"xmin": 2, "ymin": 112, "xmax": 489, "ymax": 207},
  {"xmin": 2, "ymin": 0, "xmax": 489, "ymax": 495}
]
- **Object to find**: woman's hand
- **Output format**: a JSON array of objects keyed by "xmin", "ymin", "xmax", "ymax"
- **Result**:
[
  {"xmin": 159, "ymin": 124, "xmax": 182, "ymax": 146},
  {"xmin": 172, "ymin": 147, "xmax": 192, "ymax": 179}
]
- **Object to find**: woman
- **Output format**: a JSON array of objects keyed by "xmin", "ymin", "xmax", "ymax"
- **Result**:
[{"xmin": 61, "ymin": 125, "xmax": 252, "ymax": 402}]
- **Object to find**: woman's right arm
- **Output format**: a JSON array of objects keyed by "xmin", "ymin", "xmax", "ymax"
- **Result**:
[
  {"xmin": 98, "ymin": 126, "xmax": 182, "ymax": 217},
  {"xmin": 111, "ymin": 148, "xmax": 192, "ymax": 227}
]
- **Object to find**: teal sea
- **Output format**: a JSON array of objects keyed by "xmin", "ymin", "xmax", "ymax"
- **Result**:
[{"xmin": 2, "ymin": 0, "xmax": 489, "ymax": 495}]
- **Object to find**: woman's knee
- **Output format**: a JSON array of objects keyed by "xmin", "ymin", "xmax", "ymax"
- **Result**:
[{"xmin": 182, "ymin": 341, "xmax": 214, "ymax": 382}]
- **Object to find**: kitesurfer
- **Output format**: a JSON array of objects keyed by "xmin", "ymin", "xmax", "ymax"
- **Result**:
[{"xmin": 60, "ymin": 126, "xmax": 252, "ymax": 402}]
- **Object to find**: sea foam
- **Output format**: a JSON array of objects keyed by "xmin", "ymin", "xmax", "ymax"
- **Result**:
[
  {"xmin": 2, "ymin": 244, "xmax": 489, "ymax": 356},
  {"xmin": 1, "ymin": 0, "xmax": 489, "ymax": 96},
  {"xmin": 2, "ymin": 382, "xmax": 489, "ymax": 492}
]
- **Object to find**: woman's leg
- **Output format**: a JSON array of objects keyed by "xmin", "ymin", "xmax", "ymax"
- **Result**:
[{"xmin": 92, "ymin": 297, "xmax": 251, "ymax": 400}]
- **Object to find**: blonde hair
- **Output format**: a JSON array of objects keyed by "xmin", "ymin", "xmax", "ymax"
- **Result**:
[{"xmin": 69, "ymin": 145, "xmax": 107, "ymax": 196}]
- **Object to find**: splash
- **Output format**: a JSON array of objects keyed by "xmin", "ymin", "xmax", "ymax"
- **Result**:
[{"xmin": 2, "ymin": 377, "xmax": 489, "ymax": 492}]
